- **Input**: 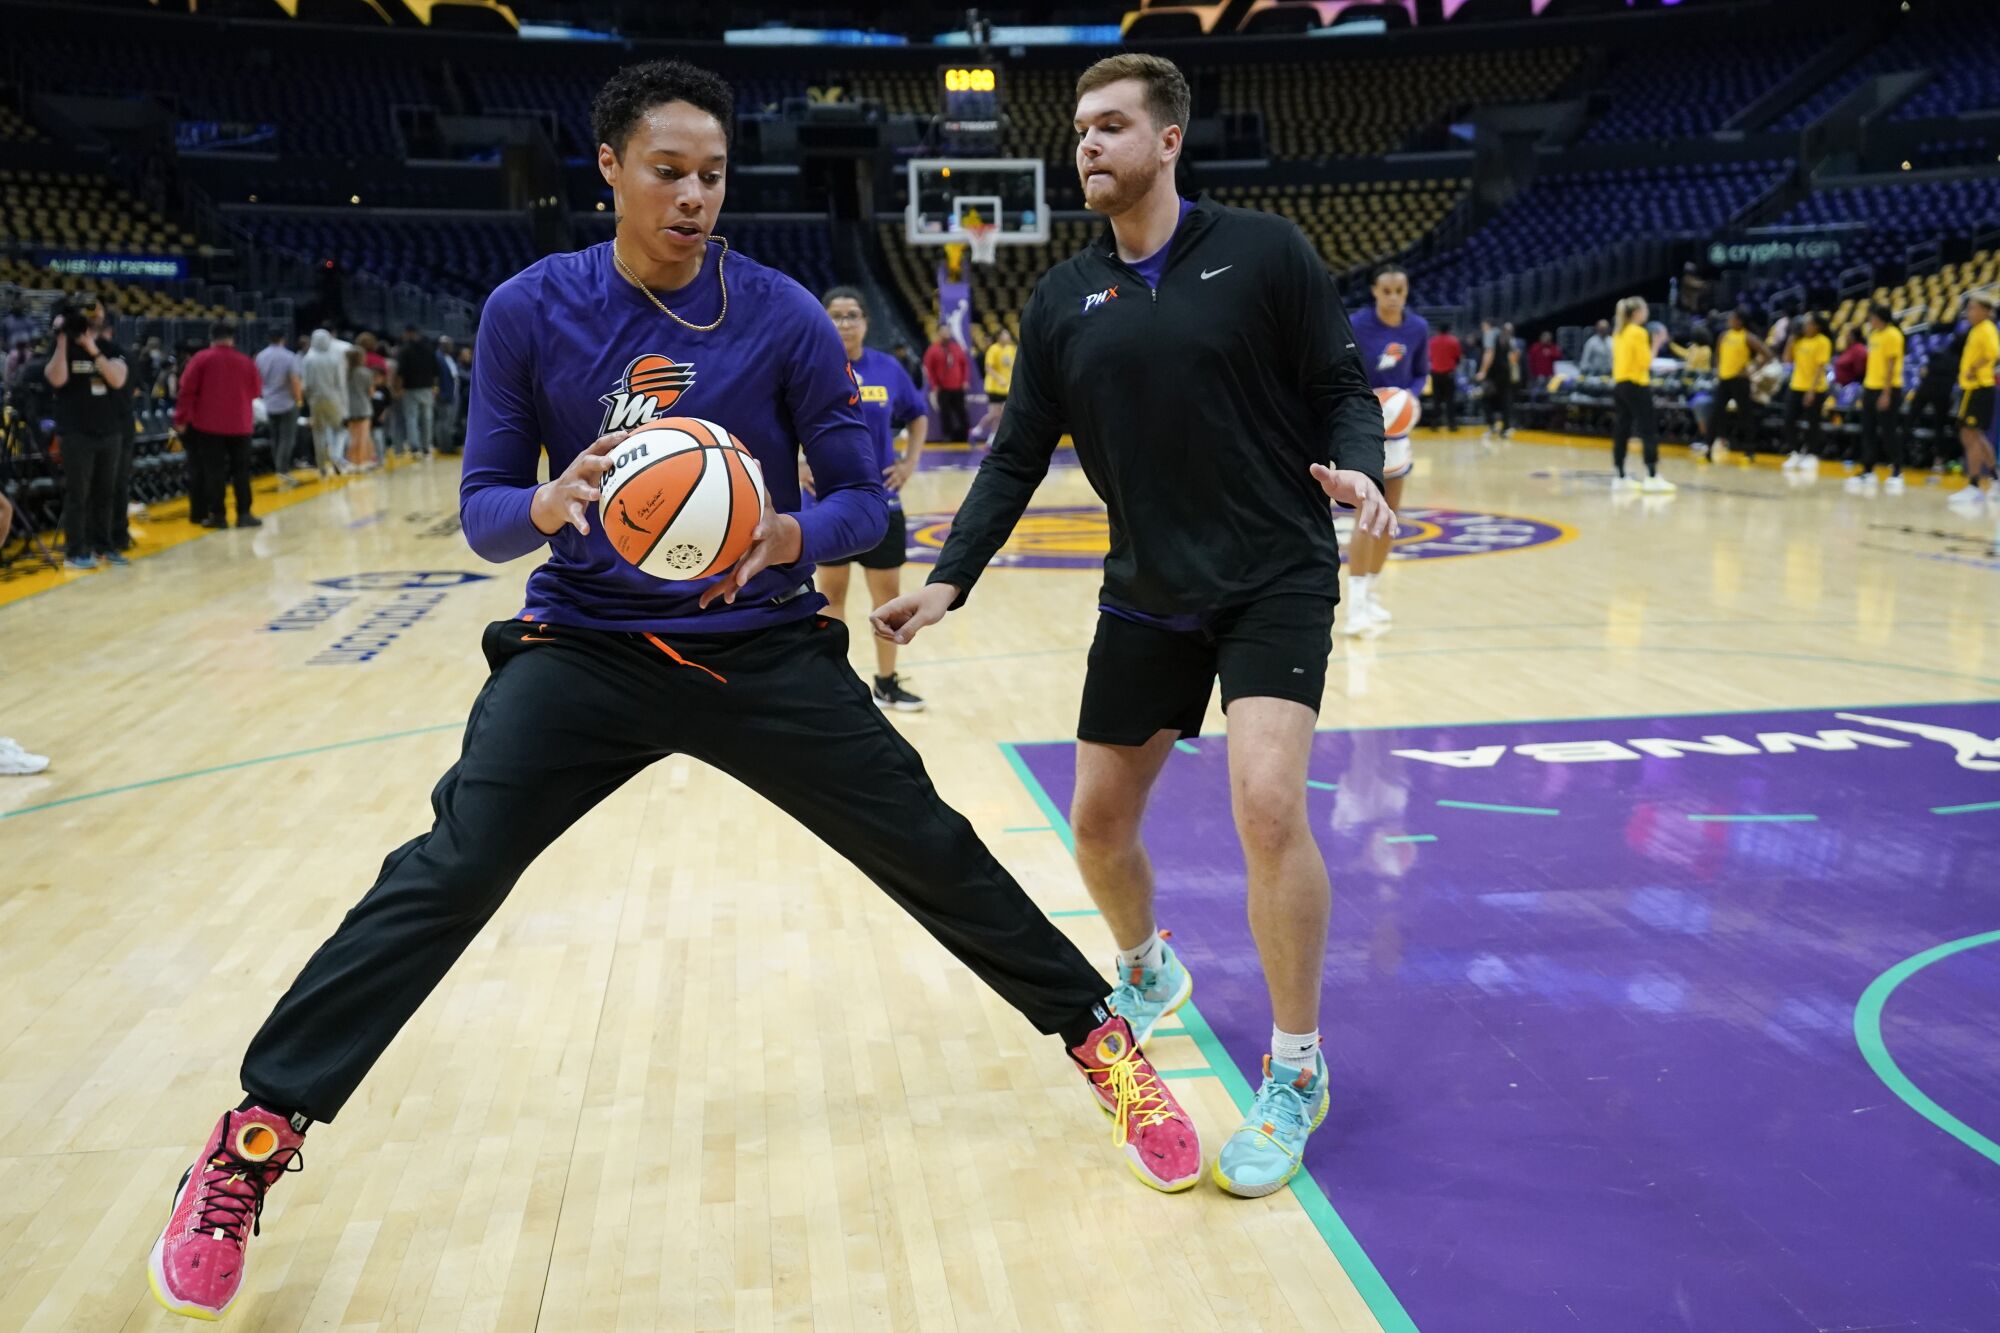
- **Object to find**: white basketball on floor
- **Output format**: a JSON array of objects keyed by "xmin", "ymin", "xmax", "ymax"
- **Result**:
[
  {"xmin": 1377, "ymin": 386, "xmax": 1421, "ymax": 440},
  {"xmin": 598, "ymin": 416, "xmax": 768, "ymax": 582}
]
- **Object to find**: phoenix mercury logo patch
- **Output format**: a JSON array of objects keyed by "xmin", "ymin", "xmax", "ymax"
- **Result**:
[
  {"xmin": 1082, "ymin": 286, "xmax": 1119, "ymax": 315},
  {"xmin": 599, "ymin": 353, "xmax": 696, "ymax": 433}
]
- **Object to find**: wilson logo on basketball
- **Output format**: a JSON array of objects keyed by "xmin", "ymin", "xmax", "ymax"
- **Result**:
[{"xmin": 599, "ymin": 353, "xmax": 697, "ymax": 433}]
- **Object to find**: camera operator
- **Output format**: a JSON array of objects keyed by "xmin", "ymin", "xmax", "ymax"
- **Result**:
[{"xmin": 41, "ymin": 297, "xmax": 129, "ymax": 569}]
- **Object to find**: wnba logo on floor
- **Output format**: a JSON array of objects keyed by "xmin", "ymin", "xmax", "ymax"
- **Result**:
[{"xmin": 262, "ymin": 571, "xmax": 493, "ymax": 665}]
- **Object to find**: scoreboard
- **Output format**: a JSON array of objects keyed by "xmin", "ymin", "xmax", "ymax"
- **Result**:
[{"xmin": 937, "ymin": 63, "xmax": 1003, "ymax": 137}]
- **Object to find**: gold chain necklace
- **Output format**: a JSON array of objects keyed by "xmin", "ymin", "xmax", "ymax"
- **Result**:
[{"xmin": 612, "ymin": 236, "xmax": 729, "ymax": 333}]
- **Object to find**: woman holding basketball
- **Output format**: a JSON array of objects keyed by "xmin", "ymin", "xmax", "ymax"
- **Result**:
[
  {"xmin": 148, "ymin": 60, "xmax": 1185, "ymax": 1324},
  {"xmin": 1341, "ymin": 262, "xmax": 1429, "ymax": 635}
]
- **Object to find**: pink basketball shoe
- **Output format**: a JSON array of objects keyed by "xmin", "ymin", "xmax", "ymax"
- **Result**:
[
  {"xmin": 148, "ymin": 1105, "xmax": 306, "ymax": 1320},
  {"xmin": 1069, "ymin": 1013, "xmax": 1202, "ymax": 1192}
]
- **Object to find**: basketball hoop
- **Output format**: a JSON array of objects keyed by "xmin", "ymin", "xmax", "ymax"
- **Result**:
[{"xmin": 965, "ymin": 220, "xmax": 999, "ymax": 267}]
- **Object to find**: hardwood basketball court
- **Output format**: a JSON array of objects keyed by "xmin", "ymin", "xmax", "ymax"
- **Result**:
[{"xmin": 3, "ymin": 430, "xmax": 1996, "ymax": 1331}]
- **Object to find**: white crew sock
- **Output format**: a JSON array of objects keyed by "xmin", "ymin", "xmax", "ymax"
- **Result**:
[
  {"xmin": 1271, "ymin": 1026, "xmax": 1321, "ymax": 1071},
  {"xmin": 1115, "ymin": 932, "xmax": 1165, "ymax": 978},
  {"xmin": 1348, "ymin": 573, "xmax": 1375, "ymax": 604}
]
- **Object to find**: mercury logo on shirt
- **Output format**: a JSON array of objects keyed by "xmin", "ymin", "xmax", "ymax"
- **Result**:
[
  {"xmin": 598, "ymin": 353, "xmax": 696, "ymax": 433},
  {"xmin": 1082, "ymin": 285, "xmax": 1119, "ymax": 315}
]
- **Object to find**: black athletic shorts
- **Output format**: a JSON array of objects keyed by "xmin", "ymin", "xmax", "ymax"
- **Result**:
[
  {"xmin": 1077, "ymin": 593, "xmax": 1336, "ymax": 746},
  {"xmin": 1961, "ymin": 386, "xmax": 1996, "ymax": 434},
  {"xmin": 821, "ymin": 507, "xmax": 907, "ymax": 570}
]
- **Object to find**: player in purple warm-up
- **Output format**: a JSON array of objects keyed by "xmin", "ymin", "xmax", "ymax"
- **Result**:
[
  {"xmin": 1342, "ymin": 262, "xmax": 1430, "ymax": 636},
  {"xmin": 146, "ymin": 59, "xmax": 1190, "ymax": 1325}
]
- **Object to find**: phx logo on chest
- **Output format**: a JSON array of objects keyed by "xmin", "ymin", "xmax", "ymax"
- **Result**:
[{"xmin": 599, "ymin": 353, "xmax": 697, "ymax": 433}]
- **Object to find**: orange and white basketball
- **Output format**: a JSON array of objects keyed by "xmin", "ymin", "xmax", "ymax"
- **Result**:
[
  {"xmin": 1377, "ymin": 386, "xmax": 1421, "ymax": 440},
  {"xmin": 598, "ymin": 416, "xmax": 767, "ymax": 581}
]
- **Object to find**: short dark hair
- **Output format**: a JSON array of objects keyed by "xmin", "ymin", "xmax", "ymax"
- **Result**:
[
  {"xmin": 1437, "ymin": 319, "xmax": 1451, "ymax": 332},
  {"xmin": 210, "ymin": 319, "xmax": 237, "ymax": 342},
  {"xmin": 1371, "ymin": 263, "xmax": 1408, "ymax": 284},
  {"xmin": 1869, "ymin": 302, "xmax": 1893, "ymax": 323},
  {"xmin": 593, "ymin": 59, "xmax": 735, "ymax": 157},
  {"xmin": 821, "ymin": 285, "xmax": 868, "ymax": 317},
  {"xmin": 1075, "ymin": 54, "xmax": 1191, "ymax": 135},
  {"xmin": 269, "ymin": 328, "xmax": 287, "ymax": 342}
]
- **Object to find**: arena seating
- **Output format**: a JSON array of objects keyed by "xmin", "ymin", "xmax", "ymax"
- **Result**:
[
  {"xmin": 1219, "ymin": 47, "xmax": 1581, "ymax": 161},
  {"xmin": 0, "ymin": 170, "xmax": 198, "ymax": 254},
  {"xmin": 1887, "ymin": 21, "xmax": 2000, "ymax": 120},
  {"xmin": 1214, "ymin": 179, "xmax": 1467, "ymax": 274},
  {"xmin": 11, "ymin": 34, "xmax": 430, "ymax": 156},
  {"xmin": 227, "ymin": 210, "xmax": 538, "ymax": 303},
  {"xmin": 1407, "ymin": 162, "xmax": 1785, "ymax": 307},
  {"xmin": 0, "ymin": 104, "xmax": 39, "ymax": 141},
  {"xmin": 1776, "ymin": 0, "xmax": 1993, "ymax": 129},
  {"xmin": 1581, "ymin": 33, "xmax": 1833, "ymax": 142},
  {"xmin": 0, "ymin": 256, "xmax": 244, "ymax": 322}
]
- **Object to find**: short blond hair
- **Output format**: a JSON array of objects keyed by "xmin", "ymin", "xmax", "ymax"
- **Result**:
[{"xmin": 1075, "ymin": 54, "xmax": 1190, "ymax": 134}]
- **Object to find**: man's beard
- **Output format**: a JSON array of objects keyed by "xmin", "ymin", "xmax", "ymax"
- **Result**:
[{"xmin": 1082, "ymin": 156, "xmax": 1160, "ymax": 216}]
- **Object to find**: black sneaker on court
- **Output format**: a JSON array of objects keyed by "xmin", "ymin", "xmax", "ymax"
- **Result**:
[{"xmin": 872, "ymin": 674, "xmax": 926, "ymax": 712}]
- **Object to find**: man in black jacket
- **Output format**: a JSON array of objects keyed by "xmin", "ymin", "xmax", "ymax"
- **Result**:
[{"xmin": 874, "ymin": 53, "xmax": 1387, "ymax": 1200}]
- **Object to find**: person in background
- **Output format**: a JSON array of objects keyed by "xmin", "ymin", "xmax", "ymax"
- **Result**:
[
  {"xmin": 357, "ymin": 332, "xmax": 394, "ymax": 456},
  {"xmin": 1610, "ymin": 295, "xmax": 1673, "ymax": 494},
  {"xmin": 256, "ymin": 328, "xmax": 305, "ymax": 487},
  {"xmin": 1781, "ymin": 312, "xmax": 1833, "ymax": 472},
  {"xmin": 972, "ymin": 325, "xmax": 1016, "ymax": 447},
  {"xmin": 1477, "ymin": 317, "xmax": 1512, "ymax": 439},
  {"xmin": 344, "ymin": 345, "xmax": 377, "ymax": 471},
  {"xmin": 892, "ymin": 340, "xmax": 923, "ymax": 388},
  {"xmin": 1833, "ymin": 326, "xmax": 1869, "ymax": 389},
  {"xmin": 921, "ymin": 325, "xmax": 971, "ymax": 443},
  {"xmin": 1527, "ymin": 329, "xmax": 1560, "ymax": 385},
  {"xmin": 1344, "ymin": 261, "xmax": 1430, "ymax": 636},
  {"xmin": 173, "ymin": 320, "xmax": 264, "ymax": 529},
  {"xmin": 41, "ymin": 296, "xmax": 129, "ymax": 569},
  {"xmin": 454, "ymin": 342, "xmax": 474, "ymax": 450},
  {"xmin": 1579, "ymin": 319, "xmax": 1614, "ymax": 377},
  {"xmin": 0, "ymin": 492, "xmax": 50, "ymax": 775},
  {"xmin": 393, "ymin": 324, "xmax": 437, "ymax": 459},
  {"xmin": 809, "ymin": 285, "xmax": 931, "ymax": 710},
  {"xmin": 0, "ymin": 298, "xmax": 35, "ymax": 351},
  {"xmin": 1848, "ymin": 304, "xmax": 1906, "ymax": 496},
  {"xmin": 1949, "ymin": 290, "xmax": 1998, "ymax": 514},
  {"xmin": 1427, "ymin": 319, "xmax": 1461, "ymax": 430},
  {"xmin": 435, "ymin": 335, "xmax": 460, "ymax": 454},
  {"xmin": 300, "ymin": 328, "xmax": 348, "ymax": 475},
  {"xmin": 1708, "ymin": 309, "xmax": 1768, "ymax": 463}
]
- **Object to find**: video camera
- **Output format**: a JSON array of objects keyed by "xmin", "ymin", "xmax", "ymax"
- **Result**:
[{"xmin": 55, "ymin": 298, "xmax": 101, "ymax": 341}]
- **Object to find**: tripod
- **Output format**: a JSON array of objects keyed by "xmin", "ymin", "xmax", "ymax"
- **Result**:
[{"xmin": 0, "ymin": 406, "xmax": 60, "ymax": 578}]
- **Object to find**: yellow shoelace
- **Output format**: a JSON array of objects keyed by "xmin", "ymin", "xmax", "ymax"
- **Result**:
[{"xmin": 1098, "ymin": 1053, "xmax": 1176, "ymax": 1147}]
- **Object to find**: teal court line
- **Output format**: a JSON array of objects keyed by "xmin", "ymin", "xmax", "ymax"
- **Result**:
[
  {"xmin": 1382, "ymin": 835, "xmax": 1437, "ymax": 844},
  {"xmin": 1687, "ymin": 813, "xmax": 1818, "ymax": 823},
  {"xmin": 1149, "ymin": 1026, "xmax": 1189, "ymax": 1038},
  {"xmin": 0, "ymin": 723, "xmax": 464, "ymax": 820},
  {"xmin": 1005, "ymin": 824, "xmax": 1055, "ymax": 833},
  {"xmin": 1933, "ymin": 801, "xmax": 2000, "ymax": 816},
  {"xmin": 1157, "ymin": 1068, "xmax": 1217, "ymax": 1080},
  {"xmin": 997, "ymin": 740, "xmax": 1419, "ymax": 1333},
  {"xmin": 1853, "ymin": 930, "xmax": 2000, "ymax": 1168},
  {"xmin": 1174, "ymin": 740, "xmax": 1201, "ymax": 755},
  {"xmin": 1437, "ymin": 799, "xmax": 1561, "ymax": 817},
  {"xmin": 1306, "ymin": 779, "xmax": 1339, "ymax": 791},
  {"xmin": 1049, "ymin": 908, "xmax": 1102, "ymax": 918}
]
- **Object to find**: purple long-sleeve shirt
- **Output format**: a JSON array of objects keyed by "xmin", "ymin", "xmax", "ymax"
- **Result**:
[
  {"xmin": 1348, "ymin": 305, "xmax": 1432, "ymax": 393},
  {"xmin": 460, "ymin": 240, "xmax": 886, "ymax": 632}
]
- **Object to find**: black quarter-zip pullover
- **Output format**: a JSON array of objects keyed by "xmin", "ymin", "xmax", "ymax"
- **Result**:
[{"xmin": 928, "ymin": 194, "xmax": 1385, "ymax": 618}]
